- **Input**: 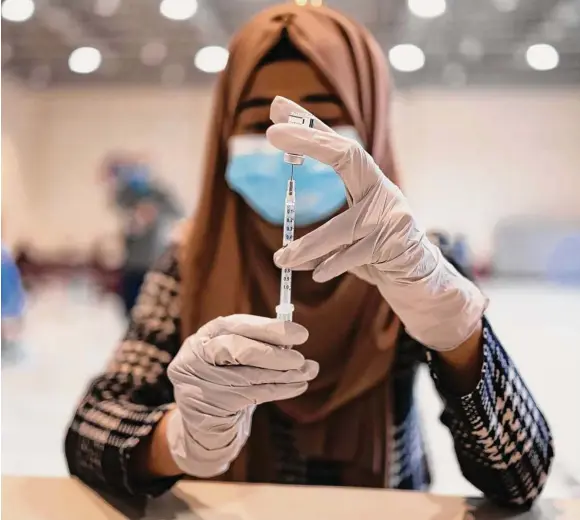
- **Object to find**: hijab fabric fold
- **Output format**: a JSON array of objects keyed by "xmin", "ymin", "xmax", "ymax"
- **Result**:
[{"xmin": 181, "ymin": 4, "xmax": 401, "ymax": 486}]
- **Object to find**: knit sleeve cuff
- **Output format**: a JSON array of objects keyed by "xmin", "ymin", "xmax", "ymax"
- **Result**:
[
  {"xmin": 101, "ymin": 403, "xmax": 183, "ymax": 498},
  {"xmin": 425, "ymin": 316, "xmax": 494, "ymax": 410}
]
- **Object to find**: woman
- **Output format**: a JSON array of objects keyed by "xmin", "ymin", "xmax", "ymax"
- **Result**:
[{"xmin": 65, "ymin": 4, "xmax": 553, "ymax": 506}]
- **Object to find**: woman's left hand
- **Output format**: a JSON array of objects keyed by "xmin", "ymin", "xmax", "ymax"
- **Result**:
[{"xmin": 267, "ymin": 96, "xmax": 487, "ymax": 351}]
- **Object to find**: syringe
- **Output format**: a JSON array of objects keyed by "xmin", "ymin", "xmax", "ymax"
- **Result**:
[
  {"xmin": 276, "ymin": 112, "xmax": 314, "ymax": 323},
  {"xmin": 276, "ymin": 172, "xmax": 296, "ymax": 321}
]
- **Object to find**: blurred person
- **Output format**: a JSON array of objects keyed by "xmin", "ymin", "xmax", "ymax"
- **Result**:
[
  {"xmin": 104, "ymin": 154, "xmax": 182, "ymax": 315},
  {"xmin": 1, "ymin": 244, "xmax": 26, "ymax": 360},
  {"xmin": 427, "ymin": 230, "xmax": 474, "ymax": 279},
  {"xmin": 66, "ymin": 4, "xmax": 553, "ymax": 507},
  {"xmin": 13, "ymin": 243, "xmax": 41, "ymax": 290}
]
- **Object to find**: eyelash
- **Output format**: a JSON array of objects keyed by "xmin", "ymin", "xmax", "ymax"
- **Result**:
[{"xmin": 246, "ymin": 122, "xmax": 271, "ymax": 132}]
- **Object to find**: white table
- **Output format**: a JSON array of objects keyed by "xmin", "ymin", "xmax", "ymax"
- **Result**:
[{"xmin": 2, "ymin": 476, "xmax": 579, "ymax": 519}]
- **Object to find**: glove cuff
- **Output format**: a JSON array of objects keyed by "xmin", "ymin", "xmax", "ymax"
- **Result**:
[
  {"xmin": 376, "ymin": 240, "xmax": 488, "ymax": 351},
  {"xmin": 166, "ymin": 407, "xmax": 252, "ymax": 478}
]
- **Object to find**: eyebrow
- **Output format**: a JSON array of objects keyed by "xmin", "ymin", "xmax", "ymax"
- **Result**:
[
  {"xmin": 300, "ymin": 93, "xmax": 342, "ymax": 104},
  {"xmin": 236, "ymin": 97, "xmax": 272, "ymax": 113},
  {"xmin": 236, "ymin": 93, "xmax": 342, "ymax": 116}
]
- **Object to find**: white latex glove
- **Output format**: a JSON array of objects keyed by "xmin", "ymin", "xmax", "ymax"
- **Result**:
[
  {"xmin": 166, "ymin": 314, "xmax": 318, "ymax": 477},
  {"xmin": 267, "ymin": 96, "xmax": 488, "ymax": 351}
]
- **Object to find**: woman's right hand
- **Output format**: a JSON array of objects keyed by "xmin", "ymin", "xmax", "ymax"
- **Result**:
[{"xmin": 165, "ymin": 314, "xmax": 318, "ymax": 478}]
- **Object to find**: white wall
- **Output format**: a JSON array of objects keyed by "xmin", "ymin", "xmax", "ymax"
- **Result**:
[
  {"xmin": 392, "ymin": 90, "xmax": 580, "ymax": 259},
  {"xmin": 3, "ymin": 81, "xmax": 580, "ymax": 261},
  {"xmin": 2, "ymin": 83, "xmax": 214, "ymax": 258},
  {"xmin": 1, "ymin": 77, "xmax": 41, "ymax": 249}
]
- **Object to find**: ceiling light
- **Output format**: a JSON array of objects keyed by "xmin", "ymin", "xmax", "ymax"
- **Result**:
[
  {"xmin": 194, "ymin": 46, "xmax": 229, "ymax": 73},
  {"xmin": 388, "ymin": 44, "xmax": 425, "ymax": 72},
  {"xmin": 140, "ymin": 41, "xmax": 168, "ymax": 66},
  {"xmin": 1, "ymin": 0, "xmax": 35, "ymax": 22},
  {"xmin": 94, "ymin": 0, "xmax": 121, "ymax": 17},
  {"xmin": 160, "ymin": 0, "xmax": 197, "ymax": 21},
  {"xmin": 68, "ymin": 47, "xmax": 102, "ymax": 74},
  {"xmin": 408, "ymin": 0, "xmax": 446, "ymax": 19},
  {"xmin": 526, "ymin": 44, "xmax": 559, "ymax": 71}
]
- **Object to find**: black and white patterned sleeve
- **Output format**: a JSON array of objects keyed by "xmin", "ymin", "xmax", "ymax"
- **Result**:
[
  {"xmin": 64, "ymin": 247, "xmax": 183, "ymax": 497},
  {"xmin": 427, "ymin": 318, "xmax": 554, "ymax": 507}
]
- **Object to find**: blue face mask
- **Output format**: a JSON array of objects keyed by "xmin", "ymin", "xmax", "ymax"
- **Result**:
[{"xmin": 225, "ymin": 126, "xmax": 360, "ymax": 226}]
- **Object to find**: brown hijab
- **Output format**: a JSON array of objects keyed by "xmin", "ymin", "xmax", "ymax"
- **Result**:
[{"xmin": 180, "ymin": 4, "xmax": 402, "ymax": 485}]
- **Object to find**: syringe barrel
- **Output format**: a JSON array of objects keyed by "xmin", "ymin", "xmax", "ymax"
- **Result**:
[
  {"xmin": 278, "ymin": 181, "xmax": 295, "ymax": 322},
  {"xmin": 282, "ymin": 189, "xmax": 295, "ymax": 247},
  {"xmin": 279, "ymin": 267, "xmax": 292, "ymax": 303}
]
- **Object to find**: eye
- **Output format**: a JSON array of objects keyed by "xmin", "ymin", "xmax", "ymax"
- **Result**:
[{"xmin": 324, "ymin": 117, "xmax": 343, "ymax": 127}]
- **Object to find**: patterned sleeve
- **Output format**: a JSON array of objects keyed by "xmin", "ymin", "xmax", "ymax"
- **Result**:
[
  {"xmin": 64, "ymin": 247, "xmax": 183, "ymax": 497},
  {"xmin": 427, "ymin": 318, "xmax": 554, "ymax": 507}
]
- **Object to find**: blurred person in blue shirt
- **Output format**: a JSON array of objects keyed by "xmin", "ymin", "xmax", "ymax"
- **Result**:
[
  {"xmin": 104, "ymin": 155, "xmax": 182, "ymax": 316},
  {"xmin": 2, "ymin": 245, "xmax": 26, "ymax": 357}
]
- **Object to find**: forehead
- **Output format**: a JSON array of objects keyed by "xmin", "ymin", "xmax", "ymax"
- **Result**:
[{"xmin": 242, "ymin": 60, "xmax": 333, "ymax": 102}]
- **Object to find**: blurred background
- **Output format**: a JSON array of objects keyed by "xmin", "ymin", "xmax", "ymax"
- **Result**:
[{"xmin": 2, "ymin": 0, "xmax": 579, "ymax": 501}]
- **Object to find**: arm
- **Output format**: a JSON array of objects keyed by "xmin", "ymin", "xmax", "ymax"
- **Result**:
[
  {"xmin": 423, "ymin": 236, "xmax": 484, "ymax": 395},
  {"xmin": 266, "ymin": 98, "xmax": 553, "ymax": 505},
  {"xmin": 64, "ymin": 247, "xmax": 183, "ymax": 496},
  {"xmin": 139, "ymin": 409, "xmax": 182, "ymax": 477},
  {"xmin": 434, "ymin": 322, "xmax": 483, "ymax": 395},
  {"xmin": 426, "ymin": 320, "xmax": 553, "ymax": 507},
  {"xmin": 424, "ymin": 248, "xmax": 554, "ymax": 507}
]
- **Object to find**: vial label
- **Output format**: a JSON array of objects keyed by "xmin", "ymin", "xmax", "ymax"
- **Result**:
[{"xmin": 289, "ymin": 112, "xmax": 315, "ymax": 128}]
